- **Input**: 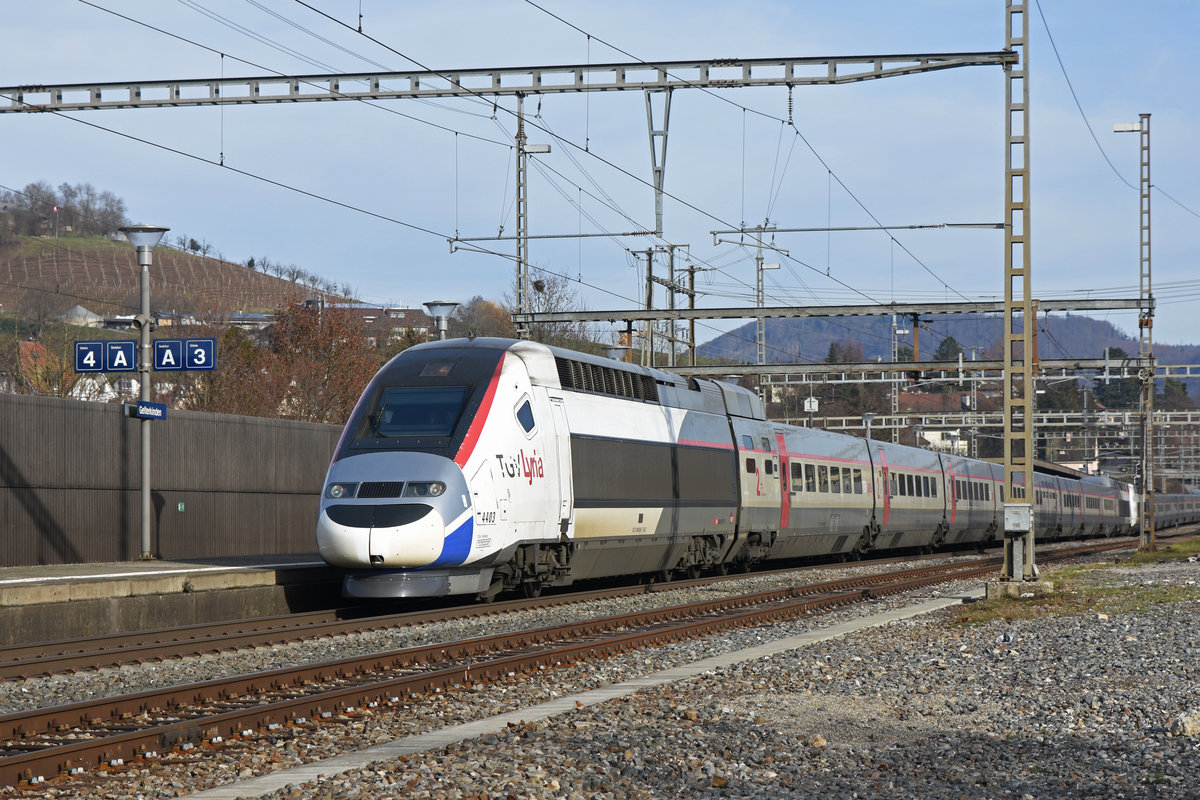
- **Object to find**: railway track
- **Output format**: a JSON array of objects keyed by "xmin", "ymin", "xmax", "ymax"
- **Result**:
[
  {"xmin": 0, "ymin": 538, "xmax": 1139, "ymax": 788},
  {"xmin": 0, "ymin": 549, "xmax": 987, "ymax": 680}
]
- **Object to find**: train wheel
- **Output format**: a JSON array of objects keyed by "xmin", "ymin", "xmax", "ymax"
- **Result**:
[
  {"xmin": 685, "ymin": 565, "xmax": 702, "ymax": 580},
  {"xmin": 523, "ymin": 581, "xmax": 543, "ymax": 599}
]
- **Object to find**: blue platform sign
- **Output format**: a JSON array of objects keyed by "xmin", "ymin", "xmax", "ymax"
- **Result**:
[
  {"xmin": 75, "ymin": 341, "xmax": 105, "ymax": 372},
  {"xmin": 104, "ymin": 341, "xmax": 137, "ymax": 372},
  {"xmin": 153, "ymin": 340, "xmax": 183, "ymax": 372},
  {"xmin": 184, "ymin": 338, "xmax": 216, "ymax": 371},
  {"xmin": 135, "ymin": 401, "xmax": 167, "ymax": 420}
]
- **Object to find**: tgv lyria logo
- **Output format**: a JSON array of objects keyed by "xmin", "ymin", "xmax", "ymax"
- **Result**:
[{"xmin": 495, "ymin": 450, "xmax": 545, "ymax": 485}]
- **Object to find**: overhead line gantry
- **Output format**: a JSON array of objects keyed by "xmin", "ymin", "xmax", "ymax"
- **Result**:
[{"xmin": 0, "ymin": 51, "xmax": 1016, "ymax": 337}]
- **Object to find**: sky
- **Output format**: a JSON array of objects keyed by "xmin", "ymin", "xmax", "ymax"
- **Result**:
[{"xmin": 2, "ymin": 1, "xmax": 1197, "ymax": 357}]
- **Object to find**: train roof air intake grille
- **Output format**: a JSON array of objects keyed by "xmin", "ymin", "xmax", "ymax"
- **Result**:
[
  {"xmin": 357, "ymin": 481, "xmax": 405, "ymax": 498},
  {"xmin": 553, "ymin": 357, "xmax": 658, "ymax": 404}
]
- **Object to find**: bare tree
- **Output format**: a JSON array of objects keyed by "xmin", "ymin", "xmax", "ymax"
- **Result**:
[{"xmin": 507, "ymin": 268, "xmax": 591, "ymax": 347}]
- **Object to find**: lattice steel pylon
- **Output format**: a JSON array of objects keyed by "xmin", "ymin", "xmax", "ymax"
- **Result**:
[
  {"xmin": 514, "ymin": 94, "xmax": 530, "ymax": 340},
  {"xmin": 1131, "ymin": 114, "xmax": 1155, "ymax": 549},
  {"xmin": 1001, "ymin": 1, "xmax": 1037, "ymax": 582}
]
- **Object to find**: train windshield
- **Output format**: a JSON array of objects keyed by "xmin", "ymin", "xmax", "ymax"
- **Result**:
[{"xmin": 373, "ymin": 386, "xmax": 470, "ymax": 437}]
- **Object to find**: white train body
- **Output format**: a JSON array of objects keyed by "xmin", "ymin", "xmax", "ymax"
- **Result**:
[{"xmin": 316, "ymin": 338, "xmax": 1195, "ymax": 600}]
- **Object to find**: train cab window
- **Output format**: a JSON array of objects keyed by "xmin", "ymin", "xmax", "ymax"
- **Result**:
[
  {"xmin": 818, "ymin": 465, "xmax": 830, "ymax": 492},
  {"xmin": 745, "ymin": 458, "xmax": 756, "ymax": 474},
  {"xmin": 805, "ymin": 464, "xmax": 817, "ymax": 493},
  {"xmin": 742, "ymin": 435, "xmax": 754, "ymax": 450},
  {"xmin": 515, "ymin": 399, "xmax": 536, "ymax": 434},
  {"xmin": 374, "ymin": 386, "xmax": 469, "ymax": 437},
  {"xmin": 830, "ymin": 468, "xmax": 841, "ymax": 493},
  {"xmin": 853, "ymin": 468, "xmax": 864, "ymax": 494}
]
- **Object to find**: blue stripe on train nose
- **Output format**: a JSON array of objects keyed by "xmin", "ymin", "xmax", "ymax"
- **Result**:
[{"xmin": 430, "ymin": 516, "xmax": 473, "ymax": 566}]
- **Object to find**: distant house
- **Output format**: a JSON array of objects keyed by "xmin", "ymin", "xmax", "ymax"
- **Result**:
[
  {"xmin": 59, "ymin": 304, "xmax": 104, "ymax": 328},
  {"xmin": 320, "ymin": 303, "xmax": 434, "ymax": 344}
]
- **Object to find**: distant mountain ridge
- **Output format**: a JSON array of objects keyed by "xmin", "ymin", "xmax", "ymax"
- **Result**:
[{"xmin": 698, "ymin": 313, "xmax": 1200, "ymax": 369}]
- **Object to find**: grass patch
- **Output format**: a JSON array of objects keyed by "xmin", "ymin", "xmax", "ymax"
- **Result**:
[
  {"xmin": 1125, "ymin": 535, "xmax": 1200, "ymax": 565},
  {"xmin": 11, "ymin": 233, "xmax": 132, "ymax": 258},
  {"xmin": 951, "ymin": 543, "xmax": 1200, "ymax": 626}
]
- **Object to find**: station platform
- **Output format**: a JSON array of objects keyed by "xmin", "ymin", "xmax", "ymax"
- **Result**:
[{"xmin": 0, "ymin": 555, "xmax": 341, "ymax": 646}]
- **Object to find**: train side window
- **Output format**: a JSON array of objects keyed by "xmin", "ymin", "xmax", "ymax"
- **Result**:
[
  {"xmin": 955, "ymin": 480, "xmax": 962, "ymax": 500},
  {"xmin": 986, "ymin": 485, "xmax": 991, "ymax": 501},
  {"xmin": 515, "ymin": 399, "xmax": 536, "ymax": 434},
  {"xmin": 805, "ymin": 463, "xmax": 817, "ymax": 492},
  {"xmin": 792, "ymin": 462, "xmax": 803, "ymax": 483},
  {"xmin": 745, "ymin": 458, "xmax": 756, "ymax": 474},
  {"xmin": 897, "ymin": 474, "xmax": 907, "ymax": 496},
  {"xmin": 921, "ymin": 476, "xmax": 929, "ymax": 497},
  {"xmin": 830, "ymin": 468, "xmax": 841, "ymax": 493},
  {"xmin": 764, "ymin": 459, "xmax": 774, "ymax": 476},
  {"xmin": 906, "ymin": 474, "xmax": 915, "ymax": 496},
  {"xmin": 761, "ymin": 438, "xmax": 770, "ymax": 451},
  {"xmin": 931, "ymin": 478, "xmax": 937, "ymax": 498},
  {"xmin": 818, "ymin": 465, "xmax": 829, "ymax": 492},
  {"xmin": 841, "ymin": 468, "xmax": 852, "ymax": 493},
  {"xmin": 853, "ymin": 468, "xmax": 863, "ymax": 494},
  {"xmin": 889, "ymin": 473, "xmax": 897, "ymax": 497}
]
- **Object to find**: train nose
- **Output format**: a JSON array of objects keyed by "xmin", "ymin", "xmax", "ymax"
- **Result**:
[{"xmin": 318, "ymin": 502, "xmax": 447, "ymax": 568}]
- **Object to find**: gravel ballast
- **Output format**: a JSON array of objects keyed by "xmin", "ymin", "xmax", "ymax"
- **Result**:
[{"xmin": 4, "ymin": 551, "xmax": 1199, "ymax": 799}]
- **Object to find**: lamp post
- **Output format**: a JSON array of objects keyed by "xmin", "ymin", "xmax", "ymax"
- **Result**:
[
  {"xmin": 120, "ymin": 224, "xmax": 169, "ymax": 560},
  {"xmin": 861, "ymin": 412, "xmax": 876, "ymax": 441},
  {"xmin": 423, "ymin": 301, "xmax": 459, "ymax": 340}
]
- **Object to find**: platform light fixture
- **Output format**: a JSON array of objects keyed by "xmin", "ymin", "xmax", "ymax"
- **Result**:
[
  {"xmin": 604, "ymin": 345, "xmax": 630, "ymax": 363},
  {"xmin": 120, "ymin": 224, "xmax": 169, "ymax": 561},
  {"xmin": 862, "ymin": 412, "xmax": 876, "ymax": 440},
  {"xmin": 423, "ymin": 300, "xmax": 459, "ymax": 340}
]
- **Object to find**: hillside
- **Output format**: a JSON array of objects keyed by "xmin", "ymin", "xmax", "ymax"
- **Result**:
[{"xmin": 0, "ymin": 235, "xmax": 334, "ymax": 319}]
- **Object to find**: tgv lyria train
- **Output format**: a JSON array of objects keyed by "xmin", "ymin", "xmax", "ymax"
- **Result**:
[{"xmin": 316, "ymin": 338, "xmax": 1199, "ymax": 599}]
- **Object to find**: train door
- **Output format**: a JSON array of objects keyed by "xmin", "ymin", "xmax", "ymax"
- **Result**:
[
  {"xmin": 731, "ymin": 419, "xmax": 781, "ymax": 541},
  {"xmin": 548, "ymin": 395, "xmax": 575, "ymax": 538}
]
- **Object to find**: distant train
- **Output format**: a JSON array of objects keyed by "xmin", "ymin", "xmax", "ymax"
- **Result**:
[{"xmin": 316, "ymin": 338, "xmax": 1200, "ymax": 599}]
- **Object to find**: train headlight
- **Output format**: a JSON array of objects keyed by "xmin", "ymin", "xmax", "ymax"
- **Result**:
[
  {"xmin": 403, "ymin": 481, "xmax": 445, "ymax": 498},
  {"xmin": 325, "ymin": 482, "xmax": 358, "ymax": 499}
]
